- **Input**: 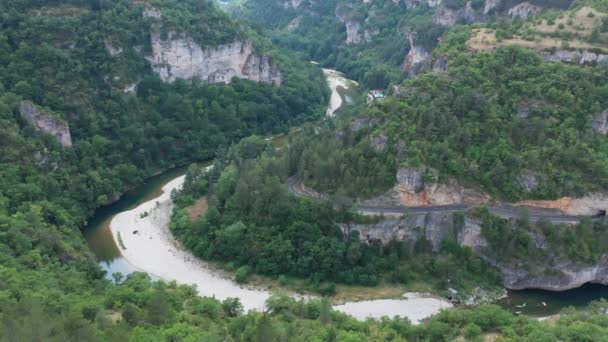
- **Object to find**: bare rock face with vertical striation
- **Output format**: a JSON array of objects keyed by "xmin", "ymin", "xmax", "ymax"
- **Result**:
[
  {"xmin": 593, "ymin": 111, "xmax": 608, "ymax": 135},
  {"xmin": 19, "ymin": 101, "xmax": 72, "ymax": 147},
  {"xmin": 149, "ymin": 32, "xmax": 282, "ymax": 85}
]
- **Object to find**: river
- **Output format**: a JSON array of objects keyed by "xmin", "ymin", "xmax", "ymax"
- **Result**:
[{"xmin": 83, "ymin": 68, "xmax": 608, "ymax": 320}]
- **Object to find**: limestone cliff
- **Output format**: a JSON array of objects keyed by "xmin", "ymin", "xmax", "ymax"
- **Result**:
[
  {"xmin": 335, "ymin": 5, "xmax": 378, "ymax": 44},
  {"xmin": 401, "ymin": 32, "xmax": 431, "ymax": 76},
  {"xmin": 19, "ymin": 101, "xmax": 72, "ymax": 147},
  {"xmin": 149, "ymin": 32, "xmax": 282, "ymax": 85},
  {"xmin": 345, "ymin": 212, "xmax": 608, "ymax": 291},
  {"xmin": 361, "ymin": 167, "xmax": 490, "ymax": 207},
  {"xmin": 541, "ymin": 50, "xmax": 608, "ymax": 66}
]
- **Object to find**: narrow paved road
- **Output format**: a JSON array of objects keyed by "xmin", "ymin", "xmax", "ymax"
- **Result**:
[{"xmin": 287, "ymin": 177, "xmax": 596, "ymax": 223}]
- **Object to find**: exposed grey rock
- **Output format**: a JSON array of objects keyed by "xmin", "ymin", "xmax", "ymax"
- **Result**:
[
  {"xmin": 515, "ymin": 172, "xmax": 538, "ymax": 192},
  {"xmin": 432, "ymin": 55, "xmax": 448, "ymax": 73},
  {"xmin": 396, "ymin": 168, "xmax": 425, "ymax": 193},
  {"xmin": 541, "ymin": 50, "xmax": 608, "ymax": 65},
  {"xmin": 401, "ymin": 32, "xmax": 431, "ymax": 76},
  {"xmin": 149, "ymin": 32, "xmax": 282, "ymax": 85},
  {"xmin": 335, "ymin": 5, "xmax": 373, "ymax": 44},
  {"xmin": 507, "ymin": 2, "xmax": 542, "ymax": 19},
  {"xmin": 143, "ymin": 8, "xmax": 161, "ymax": 19},
  {"xmin": 350, "ymin": 118, "xmax": 369, "ymax": 132},
  {"xmin": 105, "ymin": 41, "xmax": 122, "ymax": 56},
  {"xmin": 517, "ymin": 106, "xmax": 530, "ymax": 119},
  {"xmin": 592, "ymin": 110, "xmax": 608, "ymax": 135},
  {"xmin": 349, "ymin": 117, "xmax": 381, "ymax": 133},
  {"xmin": 483, "ymin": 0, "xmax": 501, "ymax": 15},
  {"xmin": 346, "ymin": 212, "xmax": 608, "ymax": 291},
  {"xmin": 19, "ymin": 101, "xmax": 72, "ymax": 147},
  {"xmin": 498, "ymin": 256, "xmax": 608, "ymax": 291},
  {"xmin": 342, "ymin": 212, "xmax": 457, "ymax": 249},
  {"xmin": 370, "ymin": 134, "xmax": 388, "ymax": 152},
  {"xmin": 395, "ymin": 141, "xmax": 408, "ymax": 161}
]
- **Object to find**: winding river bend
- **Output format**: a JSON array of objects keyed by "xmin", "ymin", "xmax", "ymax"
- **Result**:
[{"xmin": 84, "ymin": 69, "xmax": 608, "ymax": 320}]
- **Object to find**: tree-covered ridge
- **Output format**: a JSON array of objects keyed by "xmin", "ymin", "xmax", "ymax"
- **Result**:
[
  {"xmin": 171, "ymin": 136, "xmax": 502, "ymax": 296},
  {"xmin": 0, "ymin": 0, "xmax": 329, "ymax": 339},
  {"xmin": 296, "ymin": 45, "xmax": 608, "ymax": 201}
]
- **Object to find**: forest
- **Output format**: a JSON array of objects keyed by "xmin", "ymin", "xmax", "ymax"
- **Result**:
[
  {"xmin": 171, "ymin": 136, "xmax": 503, "ymax": 295},
  {"xmin": 2, "ymin": 0, "xmax": 608, "ymax": 340},
  {"xmin": 293, "ymin": 44, "xmax": 608, "ymax": 201}
]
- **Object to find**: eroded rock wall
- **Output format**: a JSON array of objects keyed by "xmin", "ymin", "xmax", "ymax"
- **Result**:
[
  {"xmin": 149, "ymin": 32, "xmax": 282, "ymax": 85},
  {"xmin": 19, "ymin": 101, "xmax": 72, "ymax": 147}
]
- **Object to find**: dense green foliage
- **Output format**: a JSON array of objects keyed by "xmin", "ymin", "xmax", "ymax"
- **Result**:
[
  {"xmin": 171, "ymin": 135, "xmax": 501, "ymax": 295},
  {"xmin": 234, "ymin": 0, "xmax": 427, "ymax": 86},
  {"xmin": 295, "ymin": 45, "xmax": 608, "ymax": 201}
]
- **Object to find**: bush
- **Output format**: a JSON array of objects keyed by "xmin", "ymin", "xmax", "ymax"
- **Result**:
[
  {"xmin": 235, "ymin": 266, "xmax": 252, "ymax": 284},
  {"xmin": 464, "ymin": 323, "xmax": 482, "ymax": 339}
]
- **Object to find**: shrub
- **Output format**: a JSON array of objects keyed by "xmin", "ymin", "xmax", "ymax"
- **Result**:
[{"xmin": 235, "ymin": 266, "xmax": 251, "ymax": 284}]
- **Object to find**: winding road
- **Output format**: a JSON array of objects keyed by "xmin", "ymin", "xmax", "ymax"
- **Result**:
[{"xmin": 287, "ymin": 177, "xmax": 599, "ymax": 224}]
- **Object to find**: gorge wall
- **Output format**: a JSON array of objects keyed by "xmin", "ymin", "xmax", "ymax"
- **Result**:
[
  {"xmin": 149, "ymin": 33, "xmax": 283, "ymax": 85},
  {"xmin": 344, "ymin": 213, "xmax": 608, "ymax": 291}
]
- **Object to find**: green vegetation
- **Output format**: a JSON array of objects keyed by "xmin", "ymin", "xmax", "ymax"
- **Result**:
[
  {"xmin": 295, "ymin": 45, "xmax": 608, "ymax": 201},
  {"xmin": 171, "ymin": 136, "xmax": 502, "ymax": 295},
  {"xmin": 474, "ymin": 206, "xmax": 608, "ymax": 264}
]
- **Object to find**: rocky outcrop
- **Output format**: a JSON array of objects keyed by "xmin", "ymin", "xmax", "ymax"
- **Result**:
[
  {"xmin": 432, "ymin": 55, "xmax": 448, "ymax": 73},
  {"xmin": 149, "ymin": 32, "xmax": 282, "ymax": 85},
  {"xmin": 397, "ymin": 168, "xmax": 425, "ymax": 193},
  {"xmin": 433, "ymin": 1, "xmax": 481, "ymax": 26},
  {"xmin": 370, "ymin": 134, "xmax": 388, "ymax": 152},
  {"xmin": 593, "ymin": 110, "xmax": 608, "ymax": 135},
  {"xmin": 335, "ymin": 3, "xmax": 379, "ymax": 45},
  {"xmin": 401, "ymin": 32, "xmax": 431, "ymax": 76},
  {"xmin": 345, "ymin": 211, "xmax": 608, "ymax": 291},
  {"xmin": 515, "ymin": 172, "xmax": 538, "ymax": 193},
  {"xmin": 497, "ymin": 257, "xmax": 608, "ymax": 291},
  {"xmin": 507, "ymin": 2, "xmax": 542, "ymax": 19},
  {"xmin": 343, "ymin": 212, "xmax": 460, "ymax": 248},
  {"xmin": 541, "ymin": 50, "xmax": 608, "ymax": 65},
  {"xmin": 281, "ymin": 0, "xmax": 305, "ymax": 9},
  {"xmin": 361, "ymin": 167, "xmax": 490, "ymax": 207},
  {"xmin": 483, "ymin": 0, "xmax": 501, "ymax": 15},
  {"xmin": 19, "ymin": 101, "xmax": 72, "ymax": 147}
]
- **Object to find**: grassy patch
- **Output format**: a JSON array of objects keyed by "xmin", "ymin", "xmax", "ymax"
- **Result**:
[
  {"xmin": 467, "ymin": 7, "xmax": 608, "ymax": 54},
  {"xmin": 186, "ymin": 196, "xmax": 208, "ymax": 221}
]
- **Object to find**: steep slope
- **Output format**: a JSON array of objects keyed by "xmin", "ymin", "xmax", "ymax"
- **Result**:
[
  {"xmin": 233, "ymin": 0, "xmax": 584, "ymax": 85},
  {"xmin": 0, "ymin": 0, "xmax": 328, "ymax": 339}
]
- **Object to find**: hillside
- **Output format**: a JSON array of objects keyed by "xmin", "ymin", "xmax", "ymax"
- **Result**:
[
  {"xmin": 0, "ymin": 0, "xmax": 329, "ymax": 339},
  {"xmin": 231, "ymin": 0, "xmax": 605, "ymax": 86}
]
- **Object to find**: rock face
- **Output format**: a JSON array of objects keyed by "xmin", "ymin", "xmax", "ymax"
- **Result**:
[
  {"xmin": 370, "ymin": 134, "xmax": 388, "ymax": 152},
  {"xmin": 401, "ymin": 32, "xmax": 431, "ymax": 76},
  {"xmin": 497, "ymin": 257, "xmax": 608, "ymax": 291},
  {"xmin": 432, "ymin": 55, "xmax": 448, "ymax": 73},
  {"xmin": 515, "ymin": 172, "xmax": 538, "ymax": 193},
  {"xmin": 361, "ymin": 167, "xmax": 490, "ymax": 207},
  {"xmin": 335, "ymin": 9, "xmax": 369, "ymax": 44},
  {"xmin": 149, "ymin": 32, "xmax": 282, "ymax": 85},
  {"xmin": 396, "ymin": 168, "xmax": 425, "ymax": 193},
  {"xmin": 541, "ymin": 50, "xmax": 608, "ymax": 65},
  {"xmin": 345, "ymin": 212, "xmax": 608, "ymax": 291},
  {"xmin": 507, "ymin": 2, "xmax": 542, "ymax": 19},
  {"xmin": 593, "ymin": 111, "xmax": 608, "ymax": 135},
  {"xmin": 19, "ymin": 101, "xmax": 72, "ymax": 147}
]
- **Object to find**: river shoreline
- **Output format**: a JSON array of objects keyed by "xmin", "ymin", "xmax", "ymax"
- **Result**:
[{"xmin": 104, "ymin": 68, "xmax": 455, "ymax": 322}]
